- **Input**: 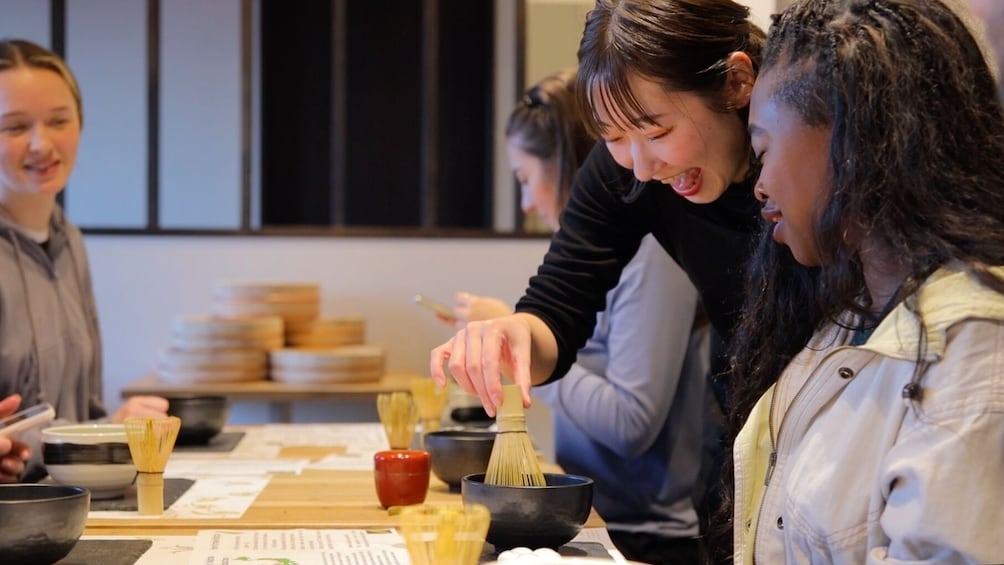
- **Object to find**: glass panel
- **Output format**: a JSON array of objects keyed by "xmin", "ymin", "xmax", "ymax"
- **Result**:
[
  {"xmin": 159, "ymin": 0, "xmax": 243, "ymax": 229},
  {"xmin": 65, "ymin": 0, "xmax": 148, "ymax": 229},
  {"xmin": 0, "ymin": 0, "xmax": 50, "ymax": 47}
]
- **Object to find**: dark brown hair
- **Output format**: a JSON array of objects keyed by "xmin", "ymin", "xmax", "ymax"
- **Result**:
[
  {"xmin": 575, "ymin": 0, "xmax": 765, "ymax": 138},
  {"xmin": 506, "ymin": 69, "xmax": 595, "ymax": 211}
]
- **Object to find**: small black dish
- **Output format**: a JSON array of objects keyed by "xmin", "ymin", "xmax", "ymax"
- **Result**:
[
  {"xmin": 422, "ymin": 429, "xmax": 496, "ymax": 492},
  {"xmin": 166, "ymin": 395, "xmax": 231, "ymax": 444}
]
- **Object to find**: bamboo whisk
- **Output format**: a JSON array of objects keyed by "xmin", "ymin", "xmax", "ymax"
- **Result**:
[
  {"xmin": 124, "ymin": 416, "xmax": 181, "ymax": 515},
  {"xmin": 484, "ymin": 384, "xmax": 545, "ymax": 486},
  {"xmin": 377, "ymin": 392, "xmax": 418, "ymax": 449}
]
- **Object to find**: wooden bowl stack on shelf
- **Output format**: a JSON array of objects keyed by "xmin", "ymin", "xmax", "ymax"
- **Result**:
[
  {"xmin": 268, "ymin": 344, "xmax": 386, "ymax": 385},
  {"xmin": 157, "ymin": 316, "xmax": 281, "ymax": 384},
  {"xmin": 212, "ymin": 282, "xmax": 321, "ymax": 323},
  {"xmin": 156, "ymin": 280, "xmax": 387, "ymax": 386},
  {"xmin": 284, "ymin": 317, "xmax": 366, "ymax": 348}
]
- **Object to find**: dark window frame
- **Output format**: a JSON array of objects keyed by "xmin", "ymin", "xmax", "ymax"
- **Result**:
[{"xmin": 55, "ymin": 0, "xmax": 537, "ymax": 239}]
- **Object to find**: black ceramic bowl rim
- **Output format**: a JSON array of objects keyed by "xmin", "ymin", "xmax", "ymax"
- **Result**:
[
  {"xmin": 0, "ymin": 483, "xmax": 89, "ymax": 502},
  {"xmin": 461, "ymin": 472, "xmax": 594, "ymax": 489},
  {"xmin": 166, "ymin": 395, "xmax": 230, "ymax": 405},
  {"xmin": 423, "ymin": 429, "xmax": 497, "ymax": 442}
]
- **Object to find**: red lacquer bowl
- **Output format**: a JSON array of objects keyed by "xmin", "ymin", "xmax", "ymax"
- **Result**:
[{"xmin": 373, "ymin": 449, "xmax": 431, "ymax": 509}]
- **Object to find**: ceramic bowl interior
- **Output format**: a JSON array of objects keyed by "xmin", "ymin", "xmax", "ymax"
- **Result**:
[
  {"xmin": 42, "ymin": 423, "xmax": 136, "ymax": 500},
  {"xmin": 461, "ymin": 472, "xmax": 594, "ymax": 551},
  {"xmin": 0, "ymin": 484, "xmax": 90, "ymax": 564},
  {"xmin": 165, "ymin": 395, "xmax": 231, "ymax": 444},
  {"xmin": 422, "ymin": 429, "xmax": 496, "ymax": 492}
]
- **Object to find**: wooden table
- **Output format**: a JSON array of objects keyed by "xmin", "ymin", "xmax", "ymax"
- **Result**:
[
  {"xmin": 84, "ymin": 427, "xmax": 604, "ymax": 536},
  {"xmin": 121, "ymin": 371, "xmax": 418, "ymax": 422}
]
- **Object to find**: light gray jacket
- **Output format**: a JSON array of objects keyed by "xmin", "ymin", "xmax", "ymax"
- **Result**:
[
  {"xmin": 0, "ymin": 205, "xmax": 107, "ymax": 481},
  {"xmin": 734, "ymin": 265, "xmax": 1004, "ymax": 564}
]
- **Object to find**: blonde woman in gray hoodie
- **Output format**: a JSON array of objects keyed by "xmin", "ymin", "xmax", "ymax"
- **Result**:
[{"xmin": 0, "ymin": 38, "xmax": 167, "ymax": 481}]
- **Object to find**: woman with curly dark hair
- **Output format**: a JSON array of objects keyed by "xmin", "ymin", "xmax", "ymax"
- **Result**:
[{"xmin": 726, "ymin": 0, "xmax": 1004, "ymax": 562}]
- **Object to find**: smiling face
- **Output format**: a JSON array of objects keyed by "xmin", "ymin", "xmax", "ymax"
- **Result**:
[
  {"xmin": 507, "ymin": 138, "xmax": 561, "ymax": 231},
  {"xmin": 0, "ymin": 67, "xmax": 81, "ymax": 199},
  {"xmin": 592, "ymin": 71, "xmax": 752, "ymax": 204},
  {"xmin": 748, "ymin": 67, "xmax": 833, "ymax": 267}
]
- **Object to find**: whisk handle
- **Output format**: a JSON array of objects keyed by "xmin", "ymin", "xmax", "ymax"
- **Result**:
[{"xmin": 136, "ymin": 471, "xmax": 165, "ymax": 515}]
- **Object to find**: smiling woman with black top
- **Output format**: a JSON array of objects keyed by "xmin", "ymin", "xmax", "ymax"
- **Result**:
[{"xmin": 431, "ymin": 0, "xmax": 763, "ymax": 430}]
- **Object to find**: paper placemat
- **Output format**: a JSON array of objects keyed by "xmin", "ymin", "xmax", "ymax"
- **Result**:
[
  {"xmin": 56, "ymin": 539, "xmax": 153, "ymax": 565},
  {"xmin": 91, "ymin": 478, "xmax": 195, "ymax": 512},
  {"xmin": 174, "ymin": 431, "xmax": 245, "ymax": 453},
  {"xmin": 90, "ymin": 476, "xmax": 269, "ymax": 520},
  {"xmin": 184, "ymin": 528, "xmax": 619, "ymax": 563}
]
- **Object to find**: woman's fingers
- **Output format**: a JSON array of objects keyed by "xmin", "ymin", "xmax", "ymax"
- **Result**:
[
  {"xmin": 463, "ymin": 322, "xmax": 498, "ymax": 414},
  {"xmin": 0, "ymin": 438, "xmax": 30, "ymax": 481},
  {"xmin": 428, "ymin": 316, "xmax": 536, "ymax": 418},
  {"xmin": 114, "ymin": 395, "xmax": 169, "ymax": 422},
  {"xmin": 0, "ymin": 394, "xmax": 22, "ymax": 418},
  {"xmin": 429, "ymin": 337, "xmax": 454, "ymax": 388}
]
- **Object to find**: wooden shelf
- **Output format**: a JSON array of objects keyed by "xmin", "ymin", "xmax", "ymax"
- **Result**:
[{"xmin": 121, "ymin": 371, "xmax": 415, "ymax": 402}]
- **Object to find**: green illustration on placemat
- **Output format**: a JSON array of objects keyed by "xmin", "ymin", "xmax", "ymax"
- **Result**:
[{"xmin": 234, "ymin": 557, "xmax": 299, "ymax": 565}]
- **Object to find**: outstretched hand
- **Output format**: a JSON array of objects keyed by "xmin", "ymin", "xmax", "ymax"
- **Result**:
[
  {"xmin": 429, "ymin": 314, "xmax": 536, "ymax": 417},
  {"xmin": 112, "ymin": 395, "xmax": 169, "ymax": 423}
]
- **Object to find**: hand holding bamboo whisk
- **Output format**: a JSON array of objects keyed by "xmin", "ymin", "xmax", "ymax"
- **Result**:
[
  {"xmin": 484, "ymin": 384, "xmax": 545, "ymax": 486},
  {"xmin": 124, "ymin": 416, "xmax": 181, "ymax": 515}
]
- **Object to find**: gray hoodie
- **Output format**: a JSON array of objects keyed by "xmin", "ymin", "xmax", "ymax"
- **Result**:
[{"xmin": 0, "ymin": 205, "xmax": 107, "ymax": 481}]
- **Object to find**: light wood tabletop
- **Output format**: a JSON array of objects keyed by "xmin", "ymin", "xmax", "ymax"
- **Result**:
[{"xmin": 83, "ymin": 427, "xmax": 605, "ymax": 536}]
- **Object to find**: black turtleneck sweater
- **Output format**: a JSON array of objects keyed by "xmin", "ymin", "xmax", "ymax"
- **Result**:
[{"xmin": 515, "ymin": 141, "xmax": 761, "ymax": 383}]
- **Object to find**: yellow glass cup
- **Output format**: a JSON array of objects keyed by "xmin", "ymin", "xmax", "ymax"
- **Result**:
[
  {"xmin": 377, "ymin": 392, "xmax": 418, "ymax": 449},
  {"xmin": 409, "ymin": 377, "xmax": 449, "ymax": 434},
  {"xmin": 398, "ymin": 503, "xmax": 490, "ymax": 565}
]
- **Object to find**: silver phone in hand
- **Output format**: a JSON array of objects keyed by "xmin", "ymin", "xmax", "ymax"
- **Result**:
[
  {"xmin": 0, "ymin": 402, "xmax": 55, "ymax": 437},
  {"xmin": 412, "ymin": 294, "xmax": 456, "ymax": 321}
]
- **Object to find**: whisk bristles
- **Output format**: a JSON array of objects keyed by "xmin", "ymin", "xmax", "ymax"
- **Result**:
[
  {"xmin": 377, "ymin": 391, "xmax": 418, "ymax": 449},
  {"xmin": 484, "ymin": 385, "xmax": 545, "ymax": 486}
]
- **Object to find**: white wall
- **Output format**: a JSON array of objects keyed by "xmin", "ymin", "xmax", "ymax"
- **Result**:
[
  {"xmin": 747, "ymin": 0, "xmax": 776, "ymax": 29},
  {"xmin": 86, "ymin": 235, "xmax": 559, "ymax": 454}
]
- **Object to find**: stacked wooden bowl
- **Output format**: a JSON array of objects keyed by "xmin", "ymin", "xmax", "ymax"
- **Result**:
[
  {"xmin": 212, "ymin": 282, "xmax": 321, "ymax": 323},
  {"xmin": 157, "ymin": 316, "xmax": 281, "ymax": 384},
  {"xmin": 269, "ymin": 345, "xmax": 386, "ymax": 384},
  {"xmin": 156, "ymin": 281, "xmax": 387, "ymax": 386},
  {"xmin": 284, "ymin": 317, "xmax": 366, "ymax": 348}
]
